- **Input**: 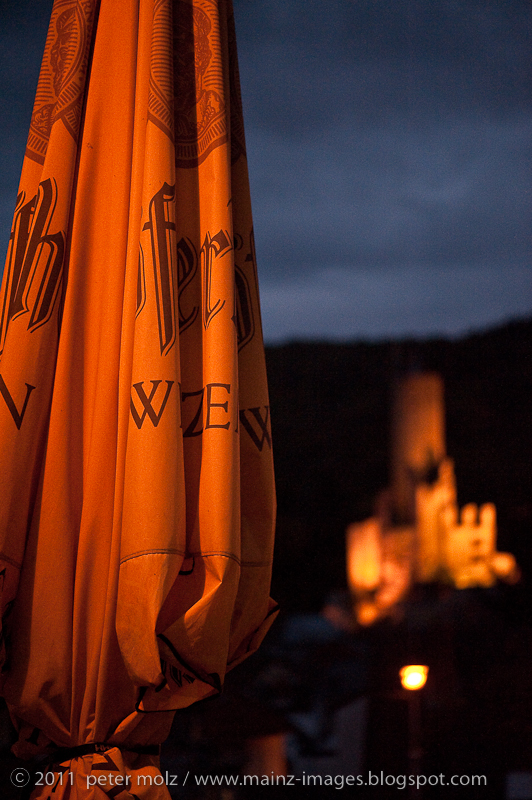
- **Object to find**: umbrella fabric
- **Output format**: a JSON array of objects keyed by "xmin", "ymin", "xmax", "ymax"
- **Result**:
[{"xmin": 0, "ymin": 0, "xmax": 277, "ymax": 795}]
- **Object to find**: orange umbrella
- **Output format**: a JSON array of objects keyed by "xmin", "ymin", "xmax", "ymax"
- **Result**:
[{"xmin": 0, "ymin": 0, "xmax": 276, "ymax": 796}]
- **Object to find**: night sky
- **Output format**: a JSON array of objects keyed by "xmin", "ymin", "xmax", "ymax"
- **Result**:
[{"xmin": 1, "ymin": 0, "xmax": 531, "ymax": 342}]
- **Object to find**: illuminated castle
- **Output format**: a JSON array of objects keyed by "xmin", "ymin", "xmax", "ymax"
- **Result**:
[{"xmin": 346, "ymin": 373, "xmax": 518, "ymax": 626}]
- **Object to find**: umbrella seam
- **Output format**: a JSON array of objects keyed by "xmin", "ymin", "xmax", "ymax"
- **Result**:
[
  {"xmin": 119, "ymin": 549, "xmax": 273, "ymax": 567},
  {"xmin": 119, "ymin": 548, "xmax": 186, "ymax": 565},
  {"xmin": 120, "ymin": 550, "xmax": 273, "ymax": 567}
]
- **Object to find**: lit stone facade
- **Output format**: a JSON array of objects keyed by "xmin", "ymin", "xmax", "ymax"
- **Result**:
[{"xmin": 347, "ymin": 373, "xmax": 517, "ymax": 625}]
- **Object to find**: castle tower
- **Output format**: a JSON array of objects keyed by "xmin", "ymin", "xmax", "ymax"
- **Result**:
[{"xmin": 390, "ymin": 372, "xmax": 446, "ymax": 524}]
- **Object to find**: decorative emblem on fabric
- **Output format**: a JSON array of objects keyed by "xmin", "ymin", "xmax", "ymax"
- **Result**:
[
  {"xmin": 25, "ymin": 0, "xmax": 95, "ymax": 164},
  {"xmin": 149, "ymin": 0, "xmax": 245, "ymax": 167}
]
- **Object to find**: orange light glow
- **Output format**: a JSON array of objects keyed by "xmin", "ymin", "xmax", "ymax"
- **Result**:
[
  {"xmin": 400, "ymin": 665, "xmax": 429, "ymax": 690},
  {"xmin": 346, "ymin": 519, "xmax": 381, "ymax": 594}
]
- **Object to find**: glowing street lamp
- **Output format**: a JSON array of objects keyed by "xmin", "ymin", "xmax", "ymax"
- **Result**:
[
  {"xmin": 400, "ymin": 665, "xmax": 429, "ymax": 798},
  {"xmin": 400, "ymin": 664, "xmax": 429, "ymax": 691}
]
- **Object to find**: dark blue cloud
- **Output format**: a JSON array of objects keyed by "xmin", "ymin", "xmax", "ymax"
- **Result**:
[{"xmin": 233, "ymin": 0, "xmax": 532, "ymax": 339}]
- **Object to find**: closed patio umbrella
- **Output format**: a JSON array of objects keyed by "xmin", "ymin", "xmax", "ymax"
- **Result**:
[{"xmin": 0, "ymin": 0, "xmax": 276, "ymax": 796}]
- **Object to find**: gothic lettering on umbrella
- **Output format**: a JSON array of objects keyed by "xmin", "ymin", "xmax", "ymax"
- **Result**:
[
  {"xmin": 143, "ymin": 182, "xmax": 177, "ymax": 356},
  {"xmin": 0, "ymin": 376, "xmax": 36, "ymax": 430},
  {"xmin": 89, "ymin": 751, "xmax": 134, "ymax": 798},
  {"xmin": 0, "ymin": 178, "xmax": 65, "ymax": 355},
  {"xmin": 141, "ymin": 184, "xmax": 199, "ymax": 349},
  {"xmin": 38, "ymin": 763, "xmax": 71, "ymax": 795},
  {"xmin": 234, "ymin": 265, "xmax": 254, "ymax": 351},
  {"xmin": 161, "ymin": 660, "xmax": 196, "ymax": 690},
  {"xmin": 202, "ymin": 230, "xmax": 231, "ymax": 329},
  {"xmin": 233, "ymin": 230, "xmax": 258, "ymax": 351},
  {"xmin": 181, "ymin": 382, "xmax": 234, "ymax": 437},
  {"xmin": 205, "ymin": 382, "xmax": 231, "ymax": 430},
  {"xmin": 176, "ymin": 236, "xmax": 198, "ymax": 334},
  {"xmin": 181, "ymin": 387, "xmax": 204, "ymax": 437},
  {"xmin": 180, "ymin": 385, "xmax": 271, "ymax": 449},
  {"xmin": 239, "ymin": 406, "xmax": 272, "ymax": 452},
  {"xmin": 158, "ymin": 635, "xmax": 221, "ymax": 692},
  {"xmin": 130, "ymin": 381, "xmax": 175, "ymax": 429},
  {"xmin": 136, "ymin": 246, "xmax": 146, "ymax": 318},
  {"xmin": 91, "ymin": 752, "xmax": 121, "ymax": 773}
]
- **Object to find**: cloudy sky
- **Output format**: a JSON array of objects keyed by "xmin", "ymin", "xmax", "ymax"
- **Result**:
[{"xmin": 1, "ymin": 0, "xmax": 531, "ymax": 342}]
